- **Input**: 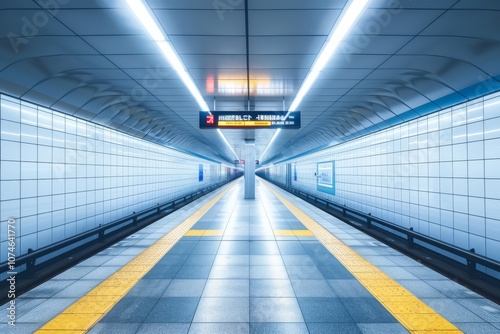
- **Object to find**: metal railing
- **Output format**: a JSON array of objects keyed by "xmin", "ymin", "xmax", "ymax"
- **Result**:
[
  {"xmin": 0, "ymin": 176, "xmax": 241, "ymax": 277},
  {"xmin": 262, "ymin": 177, "xmax": 500, "ymax": 276}
]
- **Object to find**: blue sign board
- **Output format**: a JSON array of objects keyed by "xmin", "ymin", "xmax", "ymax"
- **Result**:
[
  {"xmin": 199, "ymin": 164, "xmax": 203, "ymax": 182},
  {"xmin": 317, "ymin": 161, "xmax": 335, "ymax": 195}
]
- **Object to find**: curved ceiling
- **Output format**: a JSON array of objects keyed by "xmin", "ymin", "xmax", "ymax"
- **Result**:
[{"xmin": 1, "ymin": 0, "xmax": 500, "ymax": 165}]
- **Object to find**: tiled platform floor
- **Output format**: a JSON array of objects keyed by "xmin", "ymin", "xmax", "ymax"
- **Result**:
[{"xmin": 2, "ymin": 178, "xmax": 500, "ymax": 333}]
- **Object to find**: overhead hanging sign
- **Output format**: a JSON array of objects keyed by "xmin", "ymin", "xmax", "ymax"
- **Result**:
[{"xmin": 199, "ymin": 111, "xmax": 300, "ymax": 129}]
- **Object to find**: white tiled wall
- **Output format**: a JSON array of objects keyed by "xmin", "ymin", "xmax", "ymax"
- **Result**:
[
  {"xmin": 266, "ymin": 92, "xmax": 500, "ymax": 266},
  {"xmin": 0, "ymin": 94, "xmax": 227, "ymax": 263}
]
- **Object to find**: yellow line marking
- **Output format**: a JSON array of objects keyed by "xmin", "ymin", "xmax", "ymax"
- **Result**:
[
  {"xmin": 35, "ymin": 183, "xmax": 235, "ymax": 333},
  {"xmin": 185, "ymin": 229, "xmax": 224, "ymax": 236},
  {"xmin": 203, "ymin": 229, "xmax": 224, "ymax": 236},
  {"xmin": 274, "ymin": 229, "xmax": 314, "ymax": 237},
  {"xmin": 263, "ymin": 181, "xmax": 462, "ymax": 334}
]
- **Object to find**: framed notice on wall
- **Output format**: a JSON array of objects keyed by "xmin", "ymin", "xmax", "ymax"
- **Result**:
[
  {"xmin": 317, "ymin": 161, "xmax": 335, "ymax": 195},
  {"xmin": 199, "ymin": 164, "xmax": 203, "ymax": 182}
]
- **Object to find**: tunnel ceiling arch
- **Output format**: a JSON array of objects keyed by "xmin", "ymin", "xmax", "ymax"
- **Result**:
[{"xmin": 1, "ymin": 0, "xmax": 500, "ymax": 164}]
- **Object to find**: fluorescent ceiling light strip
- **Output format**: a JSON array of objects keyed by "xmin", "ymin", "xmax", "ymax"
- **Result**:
[
  {"xmin": 260, "ymin": 0, "xmax": 369, "ymax": 162},
  {"xmin": 289, "ymin": 0, "xmax": 369, "ymax": 112},
  {"xmin": 126, "ymin": 0, "xmax": 236, "ymax": 158},
  {"xmin": 125, "ymin": 0, "xmax": 164, "ymax": 41},
  {"xmin": 217, "ymin": 129, "xmax": 239, "ymax": 160},
  {"xmin": 259, "ymin": 128, "xmax": 281, "ymax": 161}
]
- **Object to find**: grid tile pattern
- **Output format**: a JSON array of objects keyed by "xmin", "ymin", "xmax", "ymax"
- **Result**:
[
  {"xmin": 0, "ymin": 94, "xmax": 228, "ymax": 265},
  {"xmin": 3, "ymin": 179, "xmax": 499, "ymax": 333},
  {"xmin": 266, "ymin": 91, "xmax": 500, "ymax": 269}
]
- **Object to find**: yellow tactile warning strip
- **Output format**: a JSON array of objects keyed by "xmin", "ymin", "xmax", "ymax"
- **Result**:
[
  {"xmin": 264, "ymin": 182, "xmax": 463, "ymax": 334},
  {"xmin": 35, "ymin": 183, "xmax": 235, "ymax": 334},
  {"xmin": 274, "ymin": 229, "xmax": 314, "ymax": 237},
  {"xmin": 184, "ymin": 229, "xmax": 224, "ymax": 236}
]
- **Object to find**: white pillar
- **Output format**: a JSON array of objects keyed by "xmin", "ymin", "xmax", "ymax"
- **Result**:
[{"xmin": 244, "ymin": 140, "xmax": 255, "ymax": 199}]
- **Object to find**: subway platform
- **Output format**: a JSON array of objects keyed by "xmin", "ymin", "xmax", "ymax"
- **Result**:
[{"xmin": 2, "ymin": 178, "xmax": 500, "ymax": 334}]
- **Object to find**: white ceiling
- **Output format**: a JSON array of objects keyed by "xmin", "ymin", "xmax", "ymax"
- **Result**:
[{"xmin": 1, "ymin": 0, "xmax": 500, "ymax": 164}]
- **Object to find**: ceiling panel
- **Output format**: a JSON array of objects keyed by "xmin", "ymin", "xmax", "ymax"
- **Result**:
[
  {"xmin": 170, "ymin": 36, "xmax": 246, "ymax": 54},
  {"xmin": 155, "ymin": 10, "xmax": 245, "ymax": 35},
  {"xmin": 83, "ymin": 35, "xmax": 159, "ymax": 54},
  {"xmin": 421, "ymin": 10, "xmax": 500, "ymax": 40},
  {"xmin": 250, "ymin": 36, "xmax": 326, "ymax": 55},
  {"xmin": 250, "ymin": 0, "xmax": 346, "ymax": 10},
  {"xmin": 56, "ymin": 9, "xmax": 143, "ymax": 35},
  {"xmin": 249, "ymin": 10, "xmax": 341, "ymax": 35},
  {"xmin": 1, "ymin": 1, "xmax": 499, "ymax": 166}
]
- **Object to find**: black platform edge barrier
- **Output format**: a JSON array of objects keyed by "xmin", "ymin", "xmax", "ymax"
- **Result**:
[
  {"xmin": 259, "ymin": 176, "xmax": 500, "ymax": 303},
  {"xmin": 0, "ymin": 175, "xmax": 242, "ymax": 302}
]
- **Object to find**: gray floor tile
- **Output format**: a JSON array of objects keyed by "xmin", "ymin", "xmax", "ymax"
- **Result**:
[
  {"xmin": 379, "ymin": 266, "xmax": 419, "ymax": 280},
  {"xmin": 158, "ymin": 254, "xmax": 189, "ymax": 266},
  {"xmin": 250, "ymin": 279, "xmax": 295, "ymax": 297},
  {"xmin": 250, "ymin": 255, "xmax": 284, "ymax": 266},
  {"xmin": 277, "ymin": 242, "xmax": 308, "ymax": 255},
  {"xmin": 175, "ymin": 265, "xmax": 212, "ymax": 279},
  {"xmin": 53, "ymin": 279, "xmax": 103, "ymax": 298},
  {"xmin": 298, "ymin": 297, "xmax": 352, "ymax": 323},
  {"xmin": 3, "ymin": 298, "xmax": 46, "ymax": 318},
  {"xmin": 250, "ymin": 241, "xmax": 281, "ymax": 255},
  {"xmin": 209, "ymin": 265, "xmax": 250, "ymax": 279},
  {"xmin": 250, "ymin": 298, "xmax": 304, "ymax": 323},
  {"xmin": 17, "ymin": 298, "xmax": 77, "ymax": 322},
  {"xmin": 162, "ymin": 279, "xmax": 206, "ymax": 297},
  {"xmin": 363, "ymin": 255, "xmax": 397, "ymax": 266},
  {"xmin": 398, "ymin": 280, "xmax": 445, "ymax": 298},
  {"xmin": 281, "ymin": 255, "xmax": 315, "ymax": 266},
  {"xmin": 189, "ymin": 322, "xmax": 249, "ymax": 334},
  {"xmin": 341, "ymin": 297, "xmax": 398, "ymax": 323},
  {"xmin": 83, "ymin": 266, "xmax": 121, "ymax": 280},
  {"xmin": 78, "ymin": 255, "xmax": 114, "ymax": 266},
  {"xmin": 184, "ymin": 255, "xmax": 216, "ymax": 266},
  {"xmin": 456, "ymin": 323, "xmax": 500, "ymax": 334},
  {"xmin": 203, "ymin": 279, "xmax": 249, "ymax": 297},
  {"xmin": 88, "ymin": 323, "xmax": 142, "ymax": 333},
  {"xmin": 17, "ymin": 280, "xmax": 74, "ymax": 298},
  {"xmin": 218, "ymin": 241, "xmax": 250, "ymax": 255},
  {"xmin": 143, "ymin": 264, "xmax": 181, "ymax": 279},
  {"xmin": 356, "ymin": 323, "xmax": 409, "ymax": 334},
  {"xmin": 191, "ymin": 242, "xmax": 221, "ymax": 255},
  {"xmin": 251, "ymin": 266, "xmax": 289, "ymax": 279},
  {"xmin": 327, "ymin": 279, "xmax": 373, "ymax": 298},
  {"xmin": 128, "ymin": 279, "xmax": 171, "ymax": 297},
  {"xmin": 145, "ymin": 297, "xmax": 199, "ymax": 323},
  {"xmin": 456, "ymin": 298, "xmax": 500, "ymax": 322},
  {"xmin": 137, "ymin": 323, "xmax": 190, "ymax": 334},
  {"xmin": 308, "ymin": 322, "xmax": 363, "ymax": 334},
  {"xmin": 193, "ymin": 297, "xmax": 249, "ymax": 322},
  {"xmin": 422, "ymin": 298, "xmax": 484, "ymax": 322},
  {"xmin": 52, "ymin": 266, "xmax": 95, "ymax": 280},
  {"xmin": 317, "ymin": 266, "xmax": 354, "ymax": 279},
  {"xmin": 101, "ymin": 297, "xmax": 158, "ymax": 323},
  {"xmin": 426, "ymin": 280, "xmax": 483, "ymax": 299},
  {"xmin": 291, "ymin": 279, "xmax": 336, "ymax": 297},
  {"xmin": 103, "ymin": 255, "xmax": 136, "ymax": 266},
  {"xmin": 286, "ymin": 265, "xmax": 324, "ymax": 279},
  {"xmin": 0, "ymin": 323, "xmax": 43, "ymax": 333},
  {"xmin": 250, "ymin": 322, "xmax": 309, "ymax": 334},
  {"xmin": 213, "ymin": 255, "xmax": 250, "ymax": 266}
]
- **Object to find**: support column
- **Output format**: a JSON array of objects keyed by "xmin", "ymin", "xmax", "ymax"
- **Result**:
[{"xmin": 244, "ymin": 139, "xmax": 255, "ymax": 199}]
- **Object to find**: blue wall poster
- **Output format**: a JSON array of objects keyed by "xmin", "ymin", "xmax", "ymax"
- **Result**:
[
  {"xmin": 317, "ymin": 161, "xmax": 335, "ymax": 195},
  {"xmin": 199, "ymin": 164, "xmax": 203, "ymax": 182},
  {"xmin": 293, "ymin": 162, "xmax": 297, "ymax": 181}
]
